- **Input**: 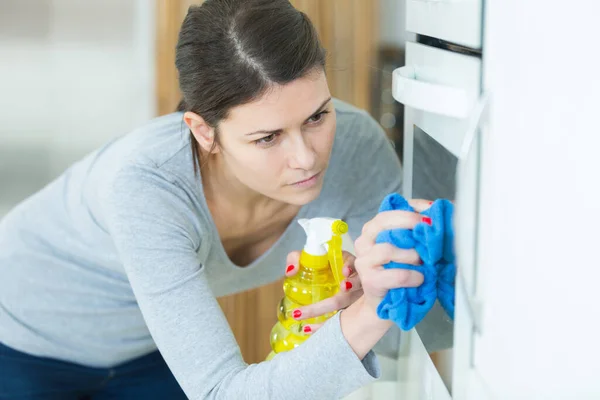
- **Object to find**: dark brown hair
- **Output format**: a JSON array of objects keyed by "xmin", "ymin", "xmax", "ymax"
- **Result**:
[{"xmin": 175, "ymin": 0, "xmax": 326, "ymax": 171}]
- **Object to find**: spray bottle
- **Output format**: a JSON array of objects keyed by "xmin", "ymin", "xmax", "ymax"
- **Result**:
[{"xmin": 266, "ymin": 217, "xmax": 350, "ymax": 360}]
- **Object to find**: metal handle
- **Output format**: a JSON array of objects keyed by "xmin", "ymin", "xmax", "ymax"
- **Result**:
[
  {"xmin": 392, "ymin": 66, "xmax": 475, "ymax": 118},
  {"xmin": 458, "ymin": 93, "xmax": 489, "ymax": 161}
]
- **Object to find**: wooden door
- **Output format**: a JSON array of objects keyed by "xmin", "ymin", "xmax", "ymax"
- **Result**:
[
  {"xmin": 156, "ymin": 0, "xmax": 378, "ymax": 364},
  {"xmin": 290, "ymin": 0, "xmax": 379, "ymax": 111}
]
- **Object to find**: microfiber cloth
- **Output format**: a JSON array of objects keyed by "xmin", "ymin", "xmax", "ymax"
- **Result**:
[{"xmin": 375, "ymin": 193, "xmax": 456, "ymax": 330}]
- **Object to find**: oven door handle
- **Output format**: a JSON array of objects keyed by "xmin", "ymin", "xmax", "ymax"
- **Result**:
[
  {"xmin": 392, "ymin": 65, "xmax": 474, "ymax": 118},
  {"xmin": 455, "ymin": 92, "xmax": 489, "ymax": 334}
]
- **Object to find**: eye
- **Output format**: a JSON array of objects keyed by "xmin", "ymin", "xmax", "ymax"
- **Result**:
[
  {"xmin": 307, "ymin": 110, "xmax": 330, "ymax": 125},
  {"xmin": 255, "ymin": 133, "xmax": 279, "ymax": 147}
]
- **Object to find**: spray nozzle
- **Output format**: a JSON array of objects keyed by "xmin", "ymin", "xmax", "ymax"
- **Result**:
[{"xmin": 298, "ymin": 217, "xmax": 349, "ymax": 287}]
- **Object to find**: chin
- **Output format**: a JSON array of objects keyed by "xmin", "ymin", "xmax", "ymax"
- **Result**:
[{"xmin": 283, "ymin": 185, "xmax": 323, "ymax": 206}]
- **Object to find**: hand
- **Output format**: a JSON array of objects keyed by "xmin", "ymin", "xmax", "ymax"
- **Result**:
[
  {"xmin": 353, "ymin": 199, "xmax": 432, "ymax": 313},
  {"xmin": 283, "ymin": 250, "xmax": 363, "ymax": 335}
]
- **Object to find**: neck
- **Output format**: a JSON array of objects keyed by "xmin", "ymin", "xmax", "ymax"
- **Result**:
[{"xmin": 199, "ymin": 149, "xmax": 302, "ymax": 251}]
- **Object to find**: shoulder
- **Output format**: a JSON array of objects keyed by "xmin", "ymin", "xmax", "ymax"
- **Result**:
[
  {"xmin": 94, "ymin": 112, "xmax": 198, "ymax": 211},
  {"xmin": 329, "ymin": 98, "xmax": 398, "ymax": 174},
  {"xmin": 333, "ymin": 98, "xmax": 388, "ymax": 145},
  {"xmin": 99, "ymin": 161, "xmax": 209, "ymax": 292},
  {"xmin": 89, "ymin": 113, "xmax": 215, "ymax": 254},
  {"xmin": 98, "ymin": 161, "xmax": 207, "ymax": 257},
  {"xmin": 108, "ymin": 112, "xmax": 191, "ymax": 170}
]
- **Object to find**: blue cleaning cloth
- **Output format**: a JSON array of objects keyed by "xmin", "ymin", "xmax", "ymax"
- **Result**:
[
  {"xmin": 432, "ymin": 198, "xmax": 455, "ymax": 320},
  {"xmin": 375, "ymin": 193, "xmax": 456, "ymax": 330}
]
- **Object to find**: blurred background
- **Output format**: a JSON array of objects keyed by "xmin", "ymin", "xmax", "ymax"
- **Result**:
[{"xmin": 0, "ymin": 0, "xmax": 412, "ymax": 363}]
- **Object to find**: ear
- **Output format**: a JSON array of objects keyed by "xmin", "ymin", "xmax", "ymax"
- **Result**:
[{"xmin": 183, "ymin": 111, "xmax": 220, "ymax": 154}]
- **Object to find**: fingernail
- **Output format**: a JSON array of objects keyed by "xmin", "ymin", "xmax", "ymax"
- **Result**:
[
  {"xmin": 428, "ymin": 201, "xmax": 433, "ymax": 205},
  {"xmin": 303, "ymin": 325, "xmax": 312, "ymax": 334},
  {"xmin": 345, "ymin": 281, "xmax": 353, "ymax": 291},
  {"xmin": 419, "ymin": 259, "xmax": 424, "ymax": 265},
  {"xmin": 293, "ymin": 309, "xmax": 302, "ymax": 319},
  {"xmin": 421, "ymin": 216, "xmax": 432, "ymax": 225},
  {"xmin": 286, "ymin": 265, "xmax": 294, "ymax": 274}
]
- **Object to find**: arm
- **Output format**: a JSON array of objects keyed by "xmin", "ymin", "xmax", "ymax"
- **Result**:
[
  {"xmin": 102, "ymin": 165, "xmax": 380, "ymax": 400},
  {"xmin": 340, "ymin": 297, "xmax": 394, "ymax": 359}
]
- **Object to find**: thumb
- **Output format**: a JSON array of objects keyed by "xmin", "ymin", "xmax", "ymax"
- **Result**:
[{"xmin": 285, "ymin": 250, "xmax": 301, "ymax": 276}]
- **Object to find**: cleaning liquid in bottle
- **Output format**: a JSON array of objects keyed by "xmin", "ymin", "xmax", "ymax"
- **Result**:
[{"xmin": 266, "ymin": 217, "xmax": 350, "ymax": 360}]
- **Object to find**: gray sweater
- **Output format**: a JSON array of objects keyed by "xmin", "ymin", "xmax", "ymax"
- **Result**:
[{"xmin": 0, "ymin": 100, "xmax": 403, "ymax": 399}]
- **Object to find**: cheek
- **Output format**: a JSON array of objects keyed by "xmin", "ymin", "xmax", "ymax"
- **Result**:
[
  {"xmin": 317, "ymin": 120, "xmax": 337, "ymax": 154},
  {"xmin": 233, "ymin": 147, "xmax": 285, "ymax": 182}
]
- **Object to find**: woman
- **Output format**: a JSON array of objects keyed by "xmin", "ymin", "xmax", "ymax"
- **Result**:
[{"xmin": 0, "ymin": 0, "xmax": 428, "ymax": 399}]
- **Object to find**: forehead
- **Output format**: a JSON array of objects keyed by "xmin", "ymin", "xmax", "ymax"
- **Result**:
[{"xmin": 223, "ymin": 70, "xmax": 330, "ymax": 132}]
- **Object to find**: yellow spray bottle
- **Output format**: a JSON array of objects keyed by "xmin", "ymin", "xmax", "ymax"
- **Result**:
[{"xmin": 266, "ymin": 217, "xmax": 350, "ymax": 360}]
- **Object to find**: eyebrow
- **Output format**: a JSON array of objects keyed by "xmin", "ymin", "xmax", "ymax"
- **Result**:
[{"xmin": 244, "ymin": 97, "xmax": 332, "ymax": 136}]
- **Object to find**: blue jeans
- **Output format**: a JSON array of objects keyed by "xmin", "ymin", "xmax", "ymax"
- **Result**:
[{"xmin": 0, "ymin": 342, "xmax": 187, "ymax": 399}]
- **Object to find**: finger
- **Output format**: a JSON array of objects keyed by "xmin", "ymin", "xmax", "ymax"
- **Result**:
[
  {"xmin": 293, "ymin": 291, "xmax": 362, "ymax": 320},
  {"xmin": 341, "ymin": 274, "xmax": 362, "ymax": 292},
  {"xmin": 342, "ymin": 251, "xmax": 355, "ymax": 263},
  {"xmin": 408, "ymin": 199, "xmax": 435, "ymax": 213},
  {"xmin": 285, "ymin": 251, "xmax": 301, "ymax": 276},
  {"xmin": 343, "ymin": 264, "xmax": 354, "ymax": 277},
  {"xmin": 342, "ymin": 253, "xmax": 356, "ymax": 278},
  {"xmin": 368, "ymin": 268, "xmax": 424, "ymax": 290},
  {"xmin": 354, "ymin": 243, "xmax": 421, "ymax": 275},
  {"xmin": 301, "ymin": 323, "xmax": 323, "ymax": 335},
  {"xmin": 357, "ymin": 211, "xmax": 424, "ymax": 252}
]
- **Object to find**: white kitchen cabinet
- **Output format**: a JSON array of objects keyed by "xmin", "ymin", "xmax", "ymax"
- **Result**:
[{"xmin": 405, "ymin": 0, "xmax": 482, "ymax": 49}]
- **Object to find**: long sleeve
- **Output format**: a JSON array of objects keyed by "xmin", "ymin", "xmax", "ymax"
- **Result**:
[{"xmin": 101, "ymin": 164, "xmax": 380, "ymax": 400}]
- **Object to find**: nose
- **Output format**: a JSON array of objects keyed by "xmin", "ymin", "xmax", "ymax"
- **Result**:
[{"xmin": 287, "ymin": 133, "xmax": 317, "ymax": 171}]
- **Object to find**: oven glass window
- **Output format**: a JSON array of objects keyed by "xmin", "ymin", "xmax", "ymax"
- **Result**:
[{"xmin": 412, "ymin": 125, "xmax": 457, "ymax": 201}]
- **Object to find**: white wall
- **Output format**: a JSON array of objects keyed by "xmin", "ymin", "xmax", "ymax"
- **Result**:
[
  {"xmin": 0, "ymin": 0, "xmax": 155, "ymax": 215},
  {"xmin": 472, "ymin": 0, "xmax": 600, "ymax": 398}
]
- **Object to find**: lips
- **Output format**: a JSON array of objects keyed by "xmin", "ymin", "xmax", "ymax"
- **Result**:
[{"xmin": 291, "ymin": 172, "xmax": 320, "ymax": 185}]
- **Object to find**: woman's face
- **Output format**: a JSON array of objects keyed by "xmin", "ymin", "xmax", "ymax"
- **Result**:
[{"xmin": 215, "ymin": 70, "xmax": 336, "ymax": 206}]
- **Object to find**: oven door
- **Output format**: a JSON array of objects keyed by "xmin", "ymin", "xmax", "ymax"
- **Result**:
[
  {"xmin": 392, "ymin": 40, "xmax": 483, "ymax": 398},
  {"xmin": 396, "ymin": 39, "xmax": 482, "ymax": 303}
]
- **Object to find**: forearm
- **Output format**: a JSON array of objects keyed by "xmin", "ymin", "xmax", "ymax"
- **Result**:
[{"xmin": 340, "ymin": 296, "xmax": 394, "ymax": 360}]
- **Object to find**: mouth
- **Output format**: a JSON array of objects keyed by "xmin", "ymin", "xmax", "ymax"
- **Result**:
[{"xmin": 290, "ymin": 171, "xmax": 321, "ymax": 188}]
